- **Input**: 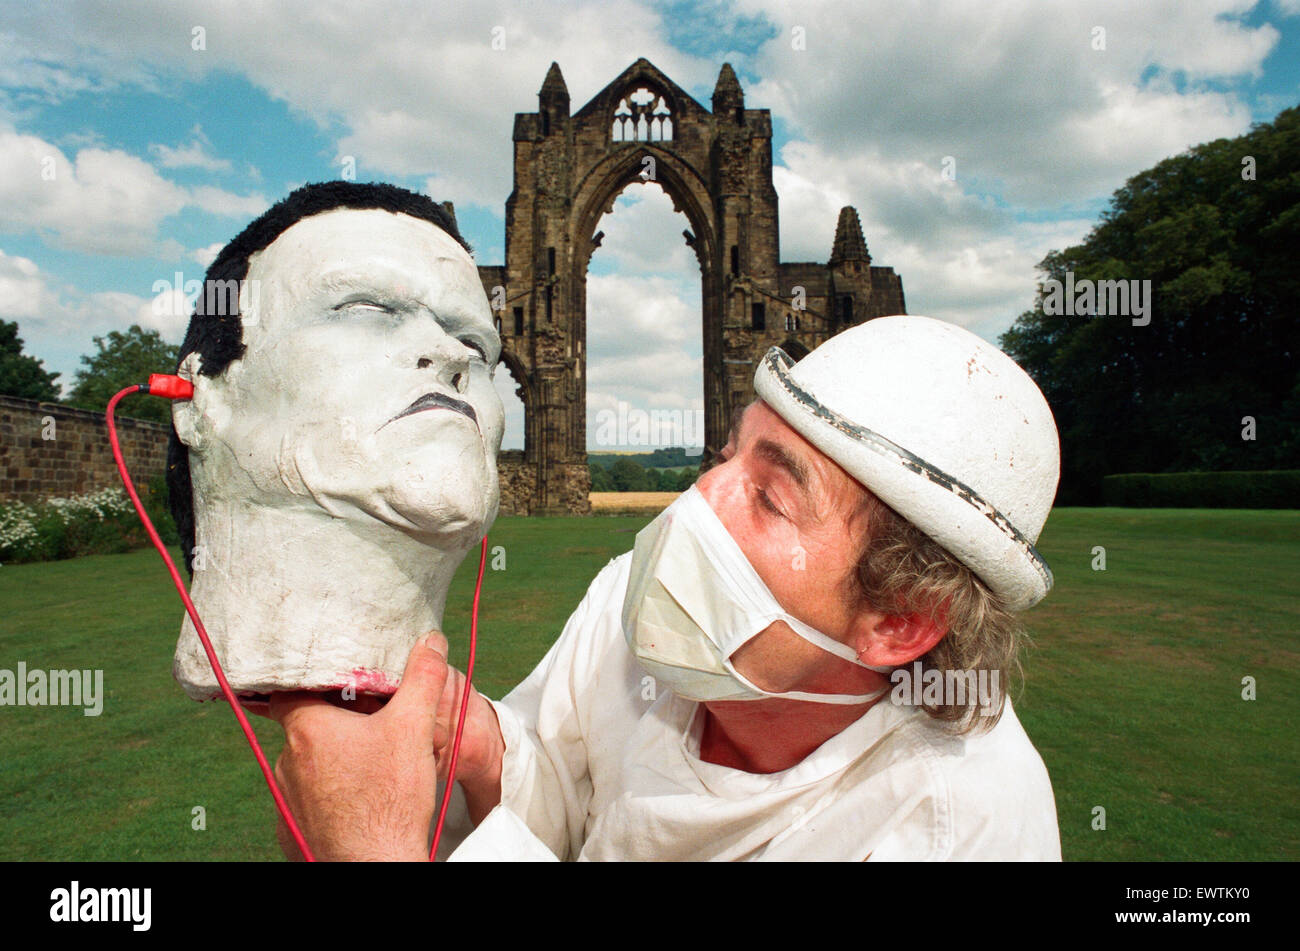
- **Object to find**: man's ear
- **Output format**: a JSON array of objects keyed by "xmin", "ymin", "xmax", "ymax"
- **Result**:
[
  {"xmin": 851, "ymin": 607, "xmax": 948, "ymax": 667},
  {"xmin": 172, "ymin": 352, "xmax": 207, "ymax": 451}
]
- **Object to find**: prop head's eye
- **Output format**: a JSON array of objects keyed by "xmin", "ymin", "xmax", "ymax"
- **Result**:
[
  {"xmin": 459, "ymin": 337, "xmax": 489, "ymax": 361},
  {"xmin": 334, "ymin": 299, "xmax": 393, "ymax": 314}
]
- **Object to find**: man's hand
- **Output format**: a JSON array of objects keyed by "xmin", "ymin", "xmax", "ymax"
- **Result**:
[
  {"xmin": 431, "ymin": 657, "xmax": 505, "ymax": 824},
  {"xmin": 268, "ymin": 633, "xmax": 450, "ymax": 862}
]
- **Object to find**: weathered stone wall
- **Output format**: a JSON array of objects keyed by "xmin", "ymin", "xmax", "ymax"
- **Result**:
[
  {"xmin": 497, "ymin": 451, "xmax": 533, "ymax": 515},
  {"xmin": 496, "ymin": 451, "xmax": 588, "ymax": 515},
  {"xmin": 555, "ymin": 462, "xmax": 591, "ymax": 515},
  {"xmin": 0, "ymin": 395, "xmax": 170, "ymax": 503},
  {"xmin": 0, "ymin": 397, "xmax": 592, "ymax": 520},
  {"xmin": 2, "ymin": 398, "xmax": 591, "ymax": 518}
]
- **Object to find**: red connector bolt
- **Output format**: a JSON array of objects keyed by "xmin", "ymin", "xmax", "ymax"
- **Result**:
[{"xmin": 147, "ymin": 374, "xmax": 194, "ymax": 400}]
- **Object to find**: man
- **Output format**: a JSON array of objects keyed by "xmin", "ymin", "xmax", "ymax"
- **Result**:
[
  {"xmin": 167, "ymin": 180, "xmax": 504, "ymax": 708},
  {"xmin": 271, "ymin": 314, "xmax": 1063, "ymax": 861}
]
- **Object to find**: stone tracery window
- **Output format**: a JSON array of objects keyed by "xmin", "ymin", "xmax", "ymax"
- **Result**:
[{"xmin": 611, "ymin": 86, "xmax": 673, "ymax": 142}]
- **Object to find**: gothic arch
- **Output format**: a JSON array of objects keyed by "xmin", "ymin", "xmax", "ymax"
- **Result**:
[
  {"xmin": 778, "ymin": 338, "xmax": 811, "ymax": 361},
  {"xmin": 477, "ymin": 59, "xmax": 906, "ymax": 514},
  {"xmin": 495, "ymin": 347, "xmax": 535, "ymax": 460},
  {"xmin": 572, "ymin": 147, "xmax": 716, "ymax": 271}
]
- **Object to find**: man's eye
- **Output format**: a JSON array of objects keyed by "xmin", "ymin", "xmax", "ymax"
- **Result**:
[
  {"xmin": 757, "ymin": 488, "xmax": 785, "ymax": 519},
  {"xmin": 460, "ymin": 338, "xmax": 488, "ymax": 361}
]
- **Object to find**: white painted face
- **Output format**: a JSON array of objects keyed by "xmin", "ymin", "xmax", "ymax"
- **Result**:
[{"xmin": 203, "ymin": 207, "xmax": 504, "ymax": 541}]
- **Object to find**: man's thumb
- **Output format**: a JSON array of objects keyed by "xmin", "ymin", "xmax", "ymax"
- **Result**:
[{"xmin": 386, "ymin": 633, "xmax": 451, "ymax": 728}]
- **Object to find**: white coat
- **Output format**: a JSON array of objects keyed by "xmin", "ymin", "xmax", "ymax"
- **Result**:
[{"xmin": 444, "ymin": 553, "xmax": 1062, "ymax": 861}]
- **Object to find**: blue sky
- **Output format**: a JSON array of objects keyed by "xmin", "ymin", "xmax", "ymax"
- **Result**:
[{"xmin": 2, "ymin": 0, "xmax": 1297, "ymax": 449}]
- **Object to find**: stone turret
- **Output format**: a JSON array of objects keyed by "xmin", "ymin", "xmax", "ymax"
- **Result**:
[
  {"xmin": 829, "ymin": 206, "xmax": 870, "ymax": 267},
  {"xmin": 711, "ymin": 62, "xmax": 744, "ymax": 123},
  {"xmin": 538, "ymin": 61, "xmax": 569, "ymax": 135},
  {"xmin": 827, "ymin": 206, "xmax": 874, "ymax": 327}
]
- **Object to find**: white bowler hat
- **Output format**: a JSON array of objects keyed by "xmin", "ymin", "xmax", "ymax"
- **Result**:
[{"xmin": 753, "ymin": 315, "xmax": 1060, "ymax": 611}]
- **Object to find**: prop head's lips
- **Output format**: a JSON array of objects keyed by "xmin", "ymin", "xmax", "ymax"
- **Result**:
[{"xmin": 386, "ymin": 391, "xmax": 478, "ymax": 430}]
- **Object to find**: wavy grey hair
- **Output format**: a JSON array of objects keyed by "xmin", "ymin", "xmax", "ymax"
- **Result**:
[{"xmin": 852, "ymin": 491, "xmax": 1027, "ymax": 734}]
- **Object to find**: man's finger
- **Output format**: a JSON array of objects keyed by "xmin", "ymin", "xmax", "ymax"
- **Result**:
[
  {"xmin": 384, "ymin": 633, "xmax": 452, "ymax": 735},
  {"xmin": 268, "ymin": 690, "xmax": 334, "ymax": 728},
  {"xmin": 433, "ymin": 666, "xmax": 468, "ymax": 753},
  {"xmin": 422, "ymin": 630, "xmax": 449, "ymax": 660}
]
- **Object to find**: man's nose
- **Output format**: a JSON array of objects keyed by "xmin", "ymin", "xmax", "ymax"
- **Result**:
[
  {"xmin": 694, "ymin": 459, "xmax": 736, "ymax": 517},
  {"xmin": 694, "ymin": 465, "xmax": 757, "ymax": 553}
]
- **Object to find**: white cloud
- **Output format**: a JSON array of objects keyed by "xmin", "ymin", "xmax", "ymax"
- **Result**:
[
  {"xmin": 0, "ymin": 131, "xmax": 184, "ymax": 256},
  {"xmin": 188, "ymin": 185, "xmax": 268, "ymax": 218},
  {"xmin": 729, "ymin": 0, "xmax": 1271, "ymax": 346},
  {"xmin": 586, "ymin": 271, "xmax": 703, "ymax": 446},
  {"xmin": 149, "ymin": 126, "xmax": 232, "ymax": 171},
  {"xmin": 770, "ymin": 139, "xmax": 1096, "ymax": 341},
  {"xmin": 0, "ymin": 128, "xmax": 265, "ymax": 256},
  {"xmin": 0, "ymin": 250, "xmax": 57, "ymax": 321},
  {"xmin": 740, "ymin": 0, "xmax": 1264, "ymax": 206},
  {"xmin": 591, "ymin": 184, "xmax": 701, "ymax": 276},
  {"xmin": 2, "ymin": 1, "xmax": 719, "ymax": 211},
  {"xmin": 492, "ymin": 362, "xmax": 527, "ymax": 450},
  {"xmin": 0, "ymin": 250, "xmax": 176, "ymax": 393},
  {"xmin": 191, "ymin": 242, "xmax": 224, "ymax": 269}
]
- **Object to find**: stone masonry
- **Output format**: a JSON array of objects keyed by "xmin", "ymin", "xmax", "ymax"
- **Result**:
[
  {"xmin": 477, "ymin": 59, "xmax": 905, "ymax": 515},
  {"xmin": 0, "ymin": 395, "xmax": 169, "ymax": 503}
]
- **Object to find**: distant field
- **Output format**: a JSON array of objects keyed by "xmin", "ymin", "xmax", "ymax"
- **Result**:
[
  {"xmin": 0, "ymin": 508, "xmax": 1296, "ymax": 860},
  {"xmin": 589, "ymin": 491, "xmax": 679, "ymax": 514}
]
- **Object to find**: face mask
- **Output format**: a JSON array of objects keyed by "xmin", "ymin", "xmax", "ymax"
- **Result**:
[{"xmin": 621, "ymin": 485, "xmax": 893, "ymax": 704}]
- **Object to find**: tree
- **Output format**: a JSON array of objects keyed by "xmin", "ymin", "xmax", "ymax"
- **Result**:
[
  {"xmin": 1000, "ymin": 105, "xmax": 1300, "ymax": 502},
  {"xmin": 67, "ymin": 325, "xmax": 180, "ymax": 423},
  {"xmin": 0, "ymin": 320, "xmax": 61, "ymax": 401},
  {"xmin": 610, "ymin": 457, "xmax": 650, "ymax": 492},
  {"xmin": 589, "ymin": 463, "xmax": 614, "ymax": 492}
]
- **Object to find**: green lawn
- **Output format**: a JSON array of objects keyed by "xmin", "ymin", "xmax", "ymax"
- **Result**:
[{"xmin": 0, "ymin": 508, "xmax": 1296, "ymax": 860}]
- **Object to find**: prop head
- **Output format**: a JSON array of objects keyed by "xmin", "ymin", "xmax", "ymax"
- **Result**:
[
  {"xmin": 167, "ymin": 181, "xmax": 502, "ymax": 571},
  {"xmin": 166, "ymin": 182, "xmax": 504, "ymax": 701}
]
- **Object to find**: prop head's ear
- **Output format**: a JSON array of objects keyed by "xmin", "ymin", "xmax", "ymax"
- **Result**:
[{"xmin": 172, "ymin": 351, "xmax": 209, "ymax": 452}]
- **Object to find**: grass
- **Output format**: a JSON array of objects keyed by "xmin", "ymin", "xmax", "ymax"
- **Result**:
[
  {"xmin": 0, "ymin": 508, "xmax": 1295, "ymax": 860},
  {"xmin": 1011, "ymin": 507, "xmax": 1299, "ymax": 861}
]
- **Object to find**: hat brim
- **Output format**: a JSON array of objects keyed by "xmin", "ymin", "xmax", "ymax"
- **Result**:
[{"xmin": 753, "ymin": 347, "xmax": 1053, "ymax": 611}]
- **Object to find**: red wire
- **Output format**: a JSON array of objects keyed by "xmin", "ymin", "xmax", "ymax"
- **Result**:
[
  {"xmin": 430, "ymin": 534, "xmax": 487, "ymax": 860},
  {"xmin": 106, "ymin": 386, "xmax": 316, "ymax": 862},
  {"xmin": 111, "ymin": 384, "xmax": 490, "ymax": 863}
]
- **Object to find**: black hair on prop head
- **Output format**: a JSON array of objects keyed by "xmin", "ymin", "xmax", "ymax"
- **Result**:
[{"xmin": 166, "ymin": 181, "xmax": 473, "ymax": 574}]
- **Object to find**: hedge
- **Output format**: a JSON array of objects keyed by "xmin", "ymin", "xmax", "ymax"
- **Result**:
[
  {"xmin": 0, "ymin": 476, "xmax": 178, "ymax": 564},
  {"xmin": 1100, "ymin": 471, "xmax": 1300, "ymax": 509}
]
